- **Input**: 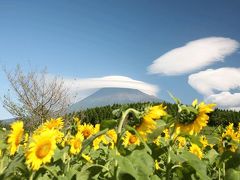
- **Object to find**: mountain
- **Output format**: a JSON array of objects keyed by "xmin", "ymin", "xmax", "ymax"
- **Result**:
[
  {"xmin": 0, "ymin": 117, "xmax": 16, "ymax": 124},
  {"xmin": 69, "ymin": 88, "xmax": 161, "ymax": 112}
]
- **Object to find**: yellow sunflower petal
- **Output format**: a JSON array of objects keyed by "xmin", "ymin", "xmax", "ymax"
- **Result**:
[
  {"xmin": 25, "ymin": 129, "xmax": 57, "ymax": 170},
  {"xmin": 7, "ymin": 121, "xmax": 24, "ymax": 155}
]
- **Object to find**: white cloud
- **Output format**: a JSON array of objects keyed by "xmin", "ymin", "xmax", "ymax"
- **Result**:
[
  {"xmin": 188, "ymin": 68, "xmax": 240, "ymax": 95},
  {"xmin": 188, "ymin": 68, "xmax": 240, "ymax": 111},
  {"xmin": 206, "ymin": 92, "xmax": 240, "ymax": 110},
  {"xmin": 60, "ymin": 75, "xmax": 159, "ymax": 102},
  {"xmin": 148, "ymin": 37, "xmax": 239, "ymax": 75}
]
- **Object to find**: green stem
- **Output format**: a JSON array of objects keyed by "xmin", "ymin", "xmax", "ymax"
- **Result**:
[
  {"xmin": 166, "ymin": 146, "xmax": 172, "ymax": 180},
  {"xmin": 0, "ymin": 158, "xmax": 3, "ymax": 174},
  {"xmin": 218, "ymin": 167, "xmax": 221, "ymax": 180},
  {"xmin": 80, "ymin": 128, "xmax": 108, "ymax": 154},
  {"xmin": 223, "ymin": 162, "xmax": 226, "ymax": 178},
  {"xmin": 43, "ymin": 166, "xmax": 58, "ymax": 178},
  {"xmin": 171, "ymin": 164, "xmax": 182, "ymax": 170},
  {"xmin": 222, "ymin": 142, "xmax": 226, "ymax": 178},
  {"xmin": 167, "ymin": 146, "xmax": 171, "ymax": 164},
  {"xmin": 67, "ymin": 159, "xmax": 70, "ymax": 172},
  {"xmin": 29, "ymin": 171, "xmax": 35, "ymax": 180},
  {"xmin": 117, "ymin": 108, "xmax": 140, "ymax": 134}
]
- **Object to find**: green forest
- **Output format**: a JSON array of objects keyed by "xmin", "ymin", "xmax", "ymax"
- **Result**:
[
  {"xmin": 66, "ymin": 102, "xmax": 240, "ymax": 127},
  {"xmin": 1, "ymin": 102, "xmax": 239, "ymax": 130}
]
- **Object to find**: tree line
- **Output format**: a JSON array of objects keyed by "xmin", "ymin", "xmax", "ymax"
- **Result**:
[{"xmin": 66, "ymin": 102, "xmax": 240, "ymax": 127}]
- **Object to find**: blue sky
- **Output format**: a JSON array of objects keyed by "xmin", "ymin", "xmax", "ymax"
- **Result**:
[{"xmin": 0, "ymin": 0, "xmax": 240, "ymax": 119}]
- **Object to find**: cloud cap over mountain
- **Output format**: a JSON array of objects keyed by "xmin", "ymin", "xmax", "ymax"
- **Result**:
[{"xmin": 60, "ymin": 75, "xmax": 159, "ymax": 102}]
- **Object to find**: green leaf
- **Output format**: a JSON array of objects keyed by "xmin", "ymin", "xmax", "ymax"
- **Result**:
[
  {"xmin": 0, "ymin": 141, "xmax": 8, "ymax": 150},
  {"xmin": 116, "ymin": 156, "xmax": 138, "ymax": 180},
  {"xmin": 168, "ymin": 92, "xmax": 181, "ymax": 104},
  {"xmin": 224, "ymin": 151, "xmax": 240, "ymax": 170},
  {"xmin": 147, "ymin": 120, "xmax": 166, "ymax": 141},
  {"xmin": 36, "ymin": 173, "xmax": 52, "ymax": 180},
  {"xmin": 150, "ymin": 175, "xmax": 161, "ymax": 180},
  {"xmin": 53, "ymin": 146, "xmax": 69, "ymax": 162},
  {"xmin": 100, "ymin": 119, "xmax": 118, "ymax": 130},
  {"xmin": 180, "ymin": 151, "xmax": 211, "ymax": 180},
  {"xmin": 127, "ymin": 150, "xmax": 154, "ymax": 179},
  {"xmin": 185, "ymin": 106, "xmax": 198, "ymax": 114},
  {"xmin": 225, "ymin": 168, "xmax": 240, "ymax": 180},
  {"xmin": 205, "ymin": 149, "xmax": 219, "ymax": 165},
  {"xmin": 170, "ymin": 151, "xmax": 185, "ymax": 163},
  {"xmin": 76, "ymin": 171, "xmax": 91, "ymax": 180},
  {"xmin": 116, "ymin": 150, "xmax": 154, "ymax": 180},
  {"xmin": 65, "ymin": 168, "xmax": 78, "ymax": 180},
  {"xmin": 3, "ymin": 155, "xmax": 29, "ymax": 179}
]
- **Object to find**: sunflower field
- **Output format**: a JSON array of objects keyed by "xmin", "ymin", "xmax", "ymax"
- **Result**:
[{"xmin": 0, "ymin": 97, "xmax": 240, "ymax": 180}]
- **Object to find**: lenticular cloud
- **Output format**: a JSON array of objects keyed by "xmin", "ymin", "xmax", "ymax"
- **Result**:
[
  {"xmin": 188, "ymin": 68, "xmax": 240, "ymax": 111},
  {"xmin": 148, "ymin": 37, "xmax": 239, "ymax": 76},
  {"xmin": 188, "ymin": 68, "xmax": 240, "ymax": 95}
]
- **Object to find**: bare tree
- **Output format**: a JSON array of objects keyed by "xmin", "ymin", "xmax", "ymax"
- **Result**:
[{"xmin": 2, "ymin": 65, "xmax": 70, "ymax": 127}]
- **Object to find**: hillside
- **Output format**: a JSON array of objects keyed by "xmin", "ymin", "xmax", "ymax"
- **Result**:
[{"xmin": 69, "ymin": 87, "xmax": 161, "ymax": 112}]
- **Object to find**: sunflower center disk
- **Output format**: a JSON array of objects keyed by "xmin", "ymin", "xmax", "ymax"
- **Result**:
[
  {"xmin": 129, "ymin": 135, "xmax": 137, "ymax": 144},
  {"xmin": 74, "ymin": 140, "xmax": 81, "ymax": 149},
  {"xmin": 178, "ymin": 110, "xmax": 197, "ymax": 125},
  {"xmin": 36, "ymin": 141, "xmax": 52, "ymax": 159},
  {"xmin": 83, "ymin": 130, "xmax": 90, "ymax": 138},
  {"xmin": 15, "ymin": 130, "xmax": 23, "ymax": 146}
]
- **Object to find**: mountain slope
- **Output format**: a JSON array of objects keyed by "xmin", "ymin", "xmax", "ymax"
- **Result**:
[{"xmin": 69, "ymin": 88, "xmax": 161, "ymax": 112}]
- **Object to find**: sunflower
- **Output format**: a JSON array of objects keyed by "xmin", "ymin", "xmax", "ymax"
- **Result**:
[
  {"xmin": 23, "ymin": 133, "xmax": 29, "ymax": 148},
  {"xmin": 106, "ymin": 129, "xmax": 117, "ymax": 149},
  {"xmin": 25, "ymin": 129, "xmax": 57, "ymax": 170},
  {"xmin": 237, "ymin": 123, "xmax": 240, "ymax": 139},
  {"xmin": 94, "ymin": 124, "xmax": 100, "ymax": 134},
  {"xmin": 69, "ymin": 132, "xmax": 84, "ymax": 155},
  {"xmin": 176, "ymin": 136, "xmax": 187, "ymax": 149},
  {"xmin": 136, "ymin": 105, "xmax": 167, "ymax": 139},
  {"xmin": 78, "ymin": 123, "xmax": 95, "ymax": 139},
  {"xmin": 222, "ymin": 123, "xmax": 238, "ymax": 141},
  {"xmin": 53, "ymin": 130, "xmax": 64, "ymax": 144},
  {"xmin": 82, "ymin": 153, "xmax": 93, "ymax": 163},
  {"xmin": 33, "ymin": 124, "xmax": 64, "ymax": 144},
  {"xmin": 153, "ymin": 136, "xmax": 161, "ymax": 146},
  {"xmin": 92, "ymin": 130, "xmax": 116, "ymax": 150},
  {"xmin": 122, "ymin": 131, "xmax": 140, "ymax": 148},
  {"xmin": 189, "ymin": 143, "xmax": 203, "ymax": 159},
  {"xmin": 147, "ymin": 104, "xmax": 167, "ymax": 120},
  {"xmin": 93, "ymin": 135, "xmax": 105, "ymax": 150},
  {"xmin": 155, "ymin": 160, "xmax": 160, "ymax": 170},
  {"xmin": 106, "ymin": 129, "xmax": 117, "ymax": 143},
  {"xmin": 175, "ymin": 101, "xmax": 215, "ymax": 135},
  {"xmin": 220, "ymin": 123, "xmax": 239, "ymax": 153},
  {"xmin": 200, "ymin": 135, "xmax": 209, "ymax": 148},
  {"xmin": 162, "ymin": 129, "xmax": 170, "ymax": 140},
  {"xmin": 43, "ymin": 117, "xmax": 64, "ymax": 130},
  {"xmin": 136, "ymin": 115, "xmax": 156, "ymax": 139},
  {"xmin": 33, "ymin": 118, "xmax": 63, "ymax": 135},
  {"xmin": 61, "ymin": 132, "xmax": 71, "ymax": 147},
  {"xmin": 7, "ymin": 121, "xmax": 24, "ymax": 155}
]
